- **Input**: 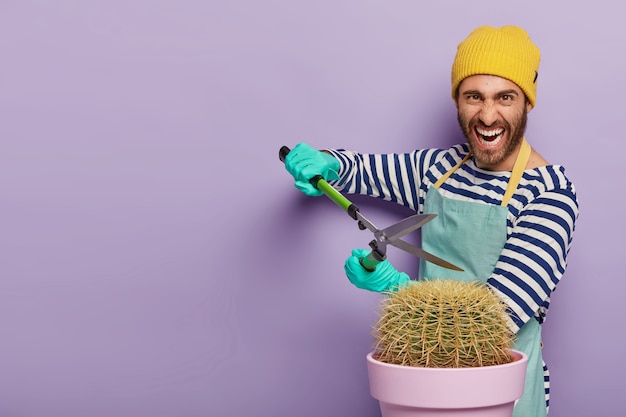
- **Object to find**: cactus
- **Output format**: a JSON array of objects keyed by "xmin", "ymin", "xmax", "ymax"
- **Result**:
[{"xmin": 372, "ymin": 279, "xmax": 515, "ymax": 368}]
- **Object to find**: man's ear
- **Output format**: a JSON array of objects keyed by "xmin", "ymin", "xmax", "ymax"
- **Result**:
[{"xmin": 526, "ymin": 101, "xmax": 533, "ymax": 113}]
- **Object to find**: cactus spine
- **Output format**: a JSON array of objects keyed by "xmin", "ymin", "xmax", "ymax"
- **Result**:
[{"xmin": 373, "ymin": 279, "xmax": 515, "ymax": 368}]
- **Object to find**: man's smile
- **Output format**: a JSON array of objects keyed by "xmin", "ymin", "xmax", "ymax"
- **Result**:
[{"xmin": 474, "ymin": 126, "xmax": 505, "ymax": 148}]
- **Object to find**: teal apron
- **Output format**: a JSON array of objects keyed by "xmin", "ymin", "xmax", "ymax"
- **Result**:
[{"xmin": 418, "ymin": 139, "xmax": 547, "ymax": 417}]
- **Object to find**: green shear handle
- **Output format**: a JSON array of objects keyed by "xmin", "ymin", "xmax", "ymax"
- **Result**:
[
  {"xmin": 280, "ymin": 146, "xmax": 384, "ymax": 270},
  {"xmin": 278, "ymin": 146, "xmax": 387, "ymax": 272}
]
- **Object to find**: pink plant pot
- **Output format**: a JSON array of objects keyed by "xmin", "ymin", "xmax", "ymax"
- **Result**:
[{"xmin": 366, "ymin": 349, "xmax": 528, "ymax": 417}]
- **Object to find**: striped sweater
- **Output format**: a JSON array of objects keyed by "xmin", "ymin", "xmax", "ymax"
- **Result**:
[{"xmin": 327, "ymin": 143, "xmax": 579, "ymax": 333}]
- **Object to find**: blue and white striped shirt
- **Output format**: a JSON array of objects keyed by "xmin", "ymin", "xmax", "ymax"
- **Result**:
[{"xmin": 328, "ymin": 143, "xmax": 579, "ymax": 332}]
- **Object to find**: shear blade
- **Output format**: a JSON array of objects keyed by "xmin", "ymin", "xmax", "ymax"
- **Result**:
[
  {"xmin": 390, "ymin": 238, "xmax": 464, "ymax": 272},
  {"xmin": 378, "ymin": 213, "xmax": 437, "ymax": 242}
]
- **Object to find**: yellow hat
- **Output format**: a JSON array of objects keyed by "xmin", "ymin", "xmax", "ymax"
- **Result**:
[{"xmin": 451, "ymin": 26, "xmax": 541, "ymax": 107}]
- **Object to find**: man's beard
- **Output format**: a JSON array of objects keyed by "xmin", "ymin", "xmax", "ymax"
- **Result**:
[{"xmin": 457, "ymin": 108, "xmax": 528, "ymax": 169}]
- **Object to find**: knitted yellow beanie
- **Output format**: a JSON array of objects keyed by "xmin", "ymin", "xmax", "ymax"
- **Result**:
[{"xmin": 451, "ymin": 26, "xmax": 541, "ymax": 107}]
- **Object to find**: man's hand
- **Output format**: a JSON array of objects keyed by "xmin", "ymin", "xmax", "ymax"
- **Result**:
[
  {"xmin": 344, "ymin": 248, "xmax": 411, "ymax": 292},
  {"xmin": 284, "ymin": 142, "xmax": 340, "ymax": 196}
]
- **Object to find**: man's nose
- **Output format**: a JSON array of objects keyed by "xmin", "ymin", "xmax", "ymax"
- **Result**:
[{"xmin": 478, "ymin": 101, "xmax": 498, "ymax": 126}]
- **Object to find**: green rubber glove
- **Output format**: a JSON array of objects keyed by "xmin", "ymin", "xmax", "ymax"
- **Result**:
[
  {"xmin": 284, "ymin": 142, "xmax": 340, "ymax": 196},
  {"xmin": 344, "ymin": 248, "xmax": 411, "ymax": 293}
]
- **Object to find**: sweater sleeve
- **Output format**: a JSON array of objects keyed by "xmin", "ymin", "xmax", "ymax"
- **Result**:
[
  {"xmin": 488, "ymin": 184, "xmax": 579, "ymax": 333},
  {"xmin": 326, "ymin": 148, "xmax": 450, "ymax": 212}
]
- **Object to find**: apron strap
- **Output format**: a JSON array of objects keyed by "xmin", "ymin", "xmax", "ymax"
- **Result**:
[
  {"xmin": 433, "ymin": 153, "xmax": 472, "ymax": 189},
  {"xmin": 501, "ymin": 138, "xmax": 531, "ymax": 207},
  {"xmin": 433, "ymin": 138, "xmax": 531, "ymax": 207}
]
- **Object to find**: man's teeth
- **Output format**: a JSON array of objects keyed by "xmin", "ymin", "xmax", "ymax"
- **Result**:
[
  {"xmin": 476, "ymin": 127, "xmax": 503, "ymax": 137},
  {"xmin": 476, "ymin": 127, "xmax": 504, "ymax": 144}
]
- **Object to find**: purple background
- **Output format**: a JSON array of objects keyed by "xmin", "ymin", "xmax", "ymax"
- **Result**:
[{"xmin": 1, "ymin": 1, "xmax": 620, "ymax": 416}]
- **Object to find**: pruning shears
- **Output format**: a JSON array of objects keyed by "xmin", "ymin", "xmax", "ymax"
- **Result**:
[{"xmin": 279, "ymin": 146, "xmax": 463, "ymax": 272}]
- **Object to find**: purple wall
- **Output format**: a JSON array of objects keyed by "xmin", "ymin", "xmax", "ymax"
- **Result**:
[{"xmin": 1, "ymin": 1, "xmax": 620, "ymax": 416}]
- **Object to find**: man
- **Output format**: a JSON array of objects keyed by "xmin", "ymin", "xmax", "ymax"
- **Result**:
[{"xmin": 283, "ymin": 26, "xmax": 578, "ymax": 416}]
